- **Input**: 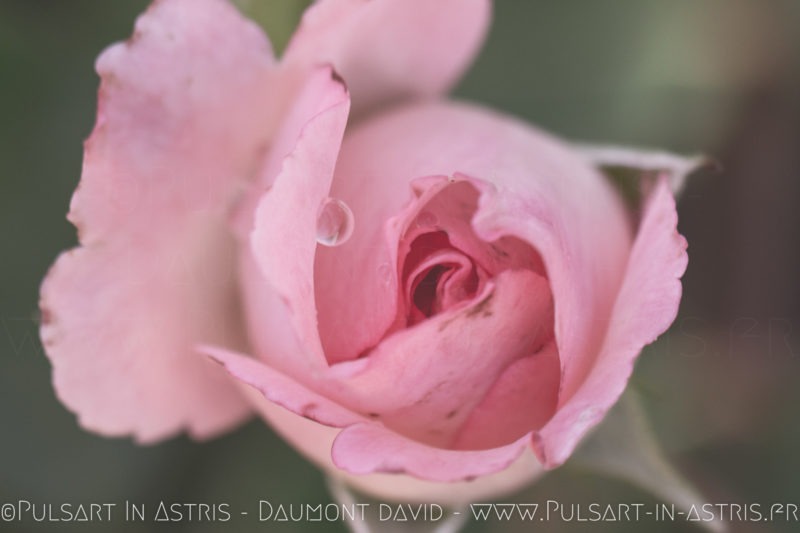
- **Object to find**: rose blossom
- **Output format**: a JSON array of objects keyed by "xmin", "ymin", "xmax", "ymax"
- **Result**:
[{"xmin": 39, "ymin": 0, "xmax": 687, "ymax": 503}]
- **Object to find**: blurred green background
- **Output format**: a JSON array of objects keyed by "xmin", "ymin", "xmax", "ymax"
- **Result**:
[{"xmin": 1, "ymin": 1, "xmax": 799, "ymax": 531}]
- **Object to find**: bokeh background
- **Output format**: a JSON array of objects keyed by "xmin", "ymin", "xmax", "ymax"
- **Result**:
[{"xmin": 2, "ymin": 1, "xmax": 799, "ymax": 531}]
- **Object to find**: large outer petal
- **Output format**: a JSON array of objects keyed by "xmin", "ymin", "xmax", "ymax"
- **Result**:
[
  {"xmin": 532, "ymin": 177, "xmax": 688, "ymax": 468},
  {"xmin": 207, "ymin": 345, "xmax": 537, "ymax": 485},
  {"xmin": 283, "ymin": 0, "xmax": 490, "ymax": 114},
  {"xmin": 39, "ymin": 0, "xmax": 276, "ymax": 442},
  {"xmin": 230, "ymin": 373, "xmax": 544, "ymax": 503}
]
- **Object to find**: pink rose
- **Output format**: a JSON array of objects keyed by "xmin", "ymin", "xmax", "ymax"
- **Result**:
[{"xmin": 40, "ymin": 0, "xmax": 687, "ymax": 503}]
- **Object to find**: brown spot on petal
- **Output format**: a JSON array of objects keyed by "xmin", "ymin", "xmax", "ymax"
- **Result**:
[
  {"xmin": 39, "ymin": 306, "xmax": 53, "ymax": 327},
  {"xmin": 466, "ymin": 291, "xmax": 494, "ymax": 318},
  {"xmin": 355, "ymin": 346, "xmax": 374, "ymax": 360},
  {"xmin": 367, "ymin": 412, "xmax": 381, "ymax": 419},
  {"xmin": 209, "ymin": 359, "xmax": 225, "ymax": 369},
  {"xmin": 74, "ymin": 220, "xmax": 87, "ymax": 244},
  {"xmin": 414, "ymin": 381, "xmax": 449, "ymax": 407},
  {"xmin": 445, "ymin": 409, "xmax": 459, "ymax": 420},
  {"xmin": 300, "ymin": 403, "xmax": 318, "ymax": 420},
  {"xmin": 378, "ymin": 466, "xmax": 407, "ymax": 475},
  {"xmin": 437, "ymin": 316, "xmax": 457, "ymax": 333},
  {"xmin": 490, "ymin": 243, "xmax": 510, "ymax": 259},
  {"xmin": 128, "ymin": 29, "xmax": 142, "ymax": 45},
  {"xmin": 329, "ymin": 69, "xmax": 348, "ymax": 94},
  {"xmin": 100, "ymin": 72, "xmax": 119, "ymax": 87},
  {"xmin": 531, "ymin": 432, "xmax": 547, "ymax": 465}
]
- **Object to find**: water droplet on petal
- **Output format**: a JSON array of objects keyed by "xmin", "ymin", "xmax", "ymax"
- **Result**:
[
  {"xmin": 415, "ymin": 210, "xmax": 438, "ymax": 228},
  {"xmin": 316, "ymin": 197, "xmax": 354, "ymax": 247}
]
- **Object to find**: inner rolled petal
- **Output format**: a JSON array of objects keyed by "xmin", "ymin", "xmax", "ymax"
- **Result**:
[
  {"xmin": 403, "ymin": 235, "xmax": 487, "ymax": 325},
  {"xmin": 391, "ymin": 179, "xmax": 546, "ymax": 330}
]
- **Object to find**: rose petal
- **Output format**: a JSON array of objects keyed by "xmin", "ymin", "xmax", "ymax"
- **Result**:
[
  {"xmin": 331, "ymin": 422, "xmax": 528, "ymax": 482},
  {"xmin": 248, "ymin": 66, "xmax": 351, "ymax": 373},
  {"xmin": 207, "ymin": 330, "xmax": 540, "ymax": 485},
  {"xmin": 401, "ymin": 178, "xmax": 545, "ymax": 278},
  {"xmin": 203, "ymin": 346, "xmax": 364, "ymax": 427},
  {"xmin": 312, "ymin": 177, "xmax": 453, "ymax": 365},
  {"xmin": 234, "ymin": 66, "xmax": 352, "ymax": 378},
  {"xmin": 39, "ymin": 0, "xmax": 277, "ymax": 442},
  {"xmin": 314, "ymin": 176, "xmax": 473, "ymax": 364},
  {"xmin": 314, "ymin": 170, "xmax": 540, "ymax": 366},
  {"xmin": 325, "ymin": 102, "xmax": 633, "ymax": 419},
  {"xmin": 328, "ymin": 269, "xmax": 553, "ymax": 448},
  {"xmin": 532, "ymin": 177, "xmax": 688, "ymax": 468},
  {"xmin": 239, "ymin": 378, "xmax": 545, "ymax": 504},
  {"xmin": 453, "ymin": 341, "xmax": 560, "ymax": 450},
  {"xmin": 284, "ymin": 0, "xmax": 490, "ymax": 114}
]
